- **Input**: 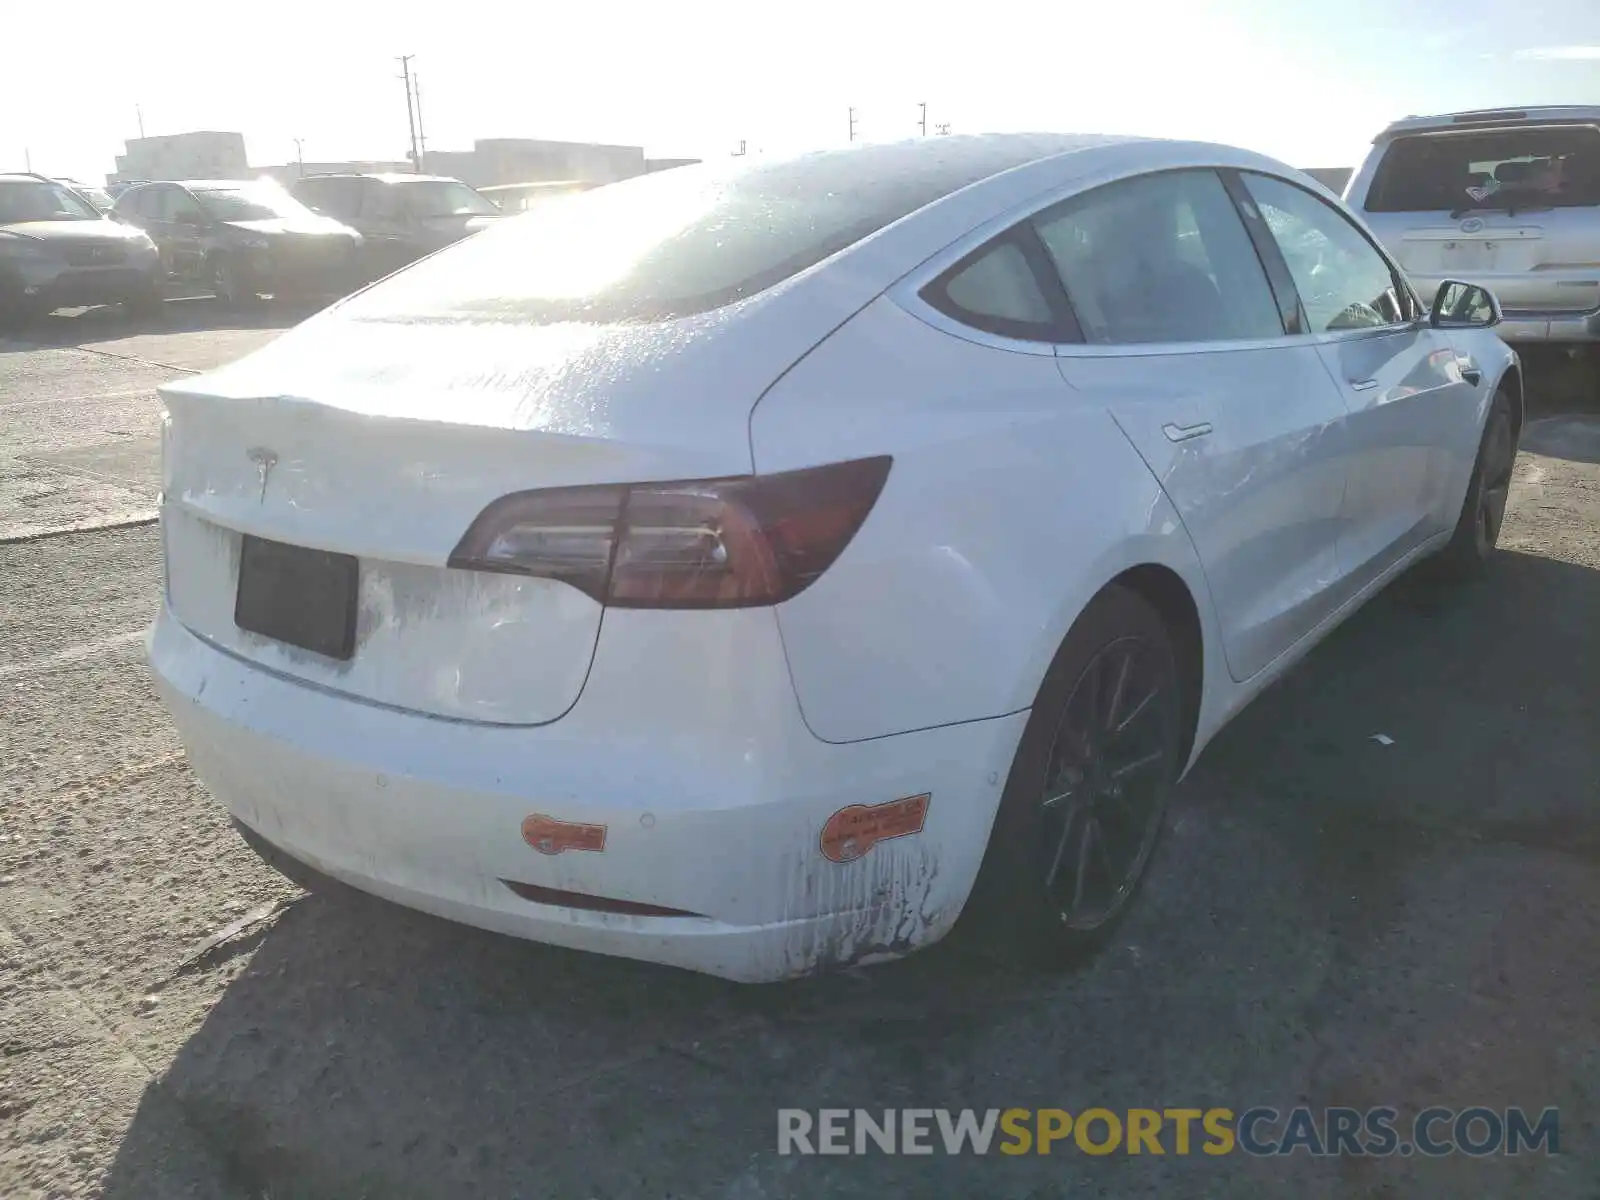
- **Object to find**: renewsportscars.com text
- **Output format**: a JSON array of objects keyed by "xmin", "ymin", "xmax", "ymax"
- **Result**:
[{"xmin": 777, "ymin": 1106, "xmax": 1560, "ymax": 1157}]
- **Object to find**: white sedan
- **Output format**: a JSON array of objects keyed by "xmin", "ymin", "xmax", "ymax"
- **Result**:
[{"xmin": 147, "ymin": 134, "xmax": 1520, "ymax": 983}]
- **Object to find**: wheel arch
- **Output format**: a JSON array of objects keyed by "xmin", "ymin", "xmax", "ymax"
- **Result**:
[
  {"xmin": 1498, "ymin": 358, "xmax": 1525, "ymax": 438},
  {"xmin": 1107, "ymin": 563, "xmax": 1204, "ymax": 771}
]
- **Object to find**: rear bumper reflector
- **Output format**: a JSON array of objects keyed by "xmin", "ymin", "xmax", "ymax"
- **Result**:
[{"xmin": 500, "ymin": 879, "xmax": 704, "ymax": 919}]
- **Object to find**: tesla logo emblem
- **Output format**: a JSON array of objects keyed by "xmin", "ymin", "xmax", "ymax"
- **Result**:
[
  {"xmin": 1460, "ymin": 217, "xmax": 1485, "ymax": 233},
  {"xmin": 246, "ymin": 447, "xmax": 277, "ymax": 503}
]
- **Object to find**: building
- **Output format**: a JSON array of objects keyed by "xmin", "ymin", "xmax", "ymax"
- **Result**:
[
  {"xmin": 422, "ymin": 138, "xmax": 647, "ymax": 188},
  {"xmin": 1302, "ymin": 166, "xmax": 1353, "ymax": 196},
  {"xmin": 111, "ymin": 132, "xmax": 249, "ymax": 183},
  {"xmin": 254, "ymin": 160, "xmax": 410, "ymax": 186},
  {"xmin": 118, "ymin": 131, "xmax": 685, "ymax": 192}
]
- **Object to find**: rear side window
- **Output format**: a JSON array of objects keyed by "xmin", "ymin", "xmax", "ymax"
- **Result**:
[
  {"xmin": 922, "ymin": 237, "xmax": 1059, "ymax": 340},
  {"xmin": 1366, "ymin": 125, "xmax": 1600, "ymax": 213},
  {"xmin": 295, "ymin": 178, "xmax": 361, "ymax": 218},
  {"xmin": 337, "ymin": 140, "xmax": 1068, "ymax": 325},
  {"xmin": 1034, "ymin": 169, "xmax": 1285, "ymax": 345}
]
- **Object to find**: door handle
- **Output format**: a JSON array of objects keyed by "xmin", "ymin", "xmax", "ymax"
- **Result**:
[
  {"xmin": 1162, "ymin": 421, "xmax": 1213, "ymax": 443},
  {"xmin": 1349, "ymin": 378, "xmax": 1379, "ymax": 392}
]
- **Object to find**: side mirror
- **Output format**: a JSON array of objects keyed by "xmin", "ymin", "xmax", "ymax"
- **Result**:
[{"xmin": 1429, "ymin": 280, "xmax": 1502, "ymax": 329}]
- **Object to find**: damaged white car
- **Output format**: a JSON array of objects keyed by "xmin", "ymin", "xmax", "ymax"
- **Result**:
[{"xmin": 147, "ymin": 134, "xmax": 1520, "ymax": 982}]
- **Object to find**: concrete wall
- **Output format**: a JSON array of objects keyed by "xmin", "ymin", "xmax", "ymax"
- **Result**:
[
  {"xmin": 112, "ymin": 132, "xmax": 249, "ymax": 183},
  {"xmin": 1302, "ymin": 166, "xmax": 1353, "ymax": 196}
]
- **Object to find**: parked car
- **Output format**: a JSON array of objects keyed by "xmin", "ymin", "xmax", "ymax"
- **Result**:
[
  {"xmin": 476, "ymin": 178, "xmax": 604, "ymax": 213},
  {"xmin": 54, "ymin": 178, "xmax": 116, "ymax": 214},
  {"xmin": 147, "ymin": 134, "xmax": 1520, "ymax": 983},
  {"xmin": 1345, "ymin": 106, "xmax": 1600, "ymax": 347},
  {"xmin": 288, "ymin": 173, "xmax": 504, "ymax": 281},
  {"xmin": 0, "ymin": 172, "xmax": 163, "ymax": 326},
  {"xmin": 111, "ymin": 179, "xmax": 363, "ymax": 305}
]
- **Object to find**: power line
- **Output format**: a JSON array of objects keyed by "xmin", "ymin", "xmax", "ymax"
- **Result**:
[{"xmin": 413, "ymin": 75, "xmax": 428, "ymax": 173}]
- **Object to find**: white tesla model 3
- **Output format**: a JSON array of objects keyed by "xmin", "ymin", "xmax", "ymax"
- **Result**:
[{"xmin": 147, "ymin": 134, "xmax": 1521, "ymax": 982}]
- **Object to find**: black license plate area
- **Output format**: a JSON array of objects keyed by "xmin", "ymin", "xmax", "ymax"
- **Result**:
[{"xmin": 234, "ymin": 535, "xmax": 359, "ymax": 661}]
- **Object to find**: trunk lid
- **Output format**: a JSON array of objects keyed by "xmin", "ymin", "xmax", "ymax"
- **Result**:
[
  {"xmin": 159, "ymin": 297, "xmax": 839, "ymax": 725},
  {"xmin": 1357, "ymin": 121, "xmax": 1600, "ymax": 315}
]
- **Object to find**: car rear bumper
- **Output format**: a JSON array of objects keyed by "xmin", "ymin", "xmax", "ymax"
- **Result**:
[
  {"xmin": 1408, "ymin": 273, "xmax": 1600, "ymax": 343},
  {"xmin": 1493, "ymin": 308, "xmax": 1600, "ymax": 344},
  {"xmin": 145, "ymin": 605, "xmax": 1025, "ymax": 982}
]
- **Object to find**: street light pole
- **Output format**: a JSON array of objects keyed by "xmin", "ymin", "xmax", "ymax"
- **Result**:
[{"xmin": 293, "ymin": 138, "xmax": 305, "ymax": 177}]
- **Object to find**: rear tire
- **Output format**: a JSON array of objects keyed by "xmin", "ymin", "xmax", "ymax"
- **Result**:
[
  {"xmin": 954, "ymin": 585, "xmax": 1184, "ymax": 969},
  {"xmin": 1432, "ymin": 388, "xmax": 1517, "ymax": 582}
]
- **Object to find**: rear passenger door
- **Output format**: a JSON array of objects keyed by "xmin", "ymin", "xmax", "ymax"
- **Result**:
[
  {"xmin": 1040, "ymin": 169, "xmax": 1353, "ymax": 682},
  {"xmin": 1236, "ymin": 171, "xmax": 1470, "ymax": 584}
]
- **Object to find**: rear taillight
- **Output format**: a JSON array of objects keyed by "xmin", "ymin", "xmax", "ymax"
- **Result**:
[{"xmin": 448, "ymin": 456, "xmax": 891, "ymax": 608}]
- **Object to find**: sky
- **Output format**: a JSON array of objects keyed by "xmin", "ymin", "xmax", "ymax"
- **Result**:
[{"xmin": 4, "ymin": 0, "xmax": 1598, "ymax": 184}]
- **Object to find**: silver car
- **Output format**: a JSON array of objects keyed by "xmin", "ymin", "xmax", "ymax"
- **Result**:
[{"xmin": 1344, "ymin": 106, "xmax": 1600, "ymax": 345}]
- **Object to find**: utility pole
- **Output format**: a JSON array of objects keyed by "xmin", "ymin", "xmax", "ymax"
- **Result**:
[
  {"xmin": 848, "ymin": 107, "xmax": 858, "ymax": 143},
  {"xmin": 23, "ymin": 147, "xmax": 31, "ymax": 172},
  {"xmin": 733, "ymin": 139, "xmax": 747, "ymax": 156},
  {"xmin": 413, "ymin": 76, "xmax": 428, "ymax": 173},
  {"xmin": 919, "ymin": 102, "xmax": 927, "ymax": 137},
  {"xmin": 396, "ymin": 55, "xmax": 420, "ymax": 171},
  {"xmin": 293, "ymin": 138, "xmax": 305, "ymax": 176},
  {"xmin": 136, "ymin": 105, "xmax": 146, "ymax": 139}
]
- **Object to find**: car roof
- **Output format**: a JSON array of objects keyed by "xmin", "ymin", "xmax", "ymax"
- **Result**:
[
  {"xmin": 1376, "ymin": 106, "xmax": 1600, "ymax": 140},
  {"xmin": 296, "ymin": 173, "xmax": 467, "ymax": 185}
]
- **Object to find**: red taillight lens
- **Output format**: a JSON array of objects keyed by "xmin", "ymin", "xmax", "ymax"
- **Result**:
[{"xmin": 448, "ymin": 456, "xmax": 891, "ymax": 608}]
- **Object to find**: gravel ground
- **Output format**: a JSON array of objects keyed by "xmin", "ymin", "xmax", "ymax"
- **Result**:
[{"xmin": 1, "ymin": 313, "xmax": 1597, "ymax": 1198}]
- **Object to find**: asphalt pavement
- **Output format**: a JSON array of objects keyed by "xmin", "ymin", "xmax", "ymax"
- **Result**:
[{"xmin": 1, "ymin": 306, "xmax": 1597, "ymax": 1198}]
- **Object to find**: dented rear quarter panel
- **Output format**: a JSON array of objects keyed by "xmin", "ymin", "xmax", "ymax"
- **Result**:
[{"xmin": 752, "ymin": 296, "xmax": 1221, "ymax": 750}]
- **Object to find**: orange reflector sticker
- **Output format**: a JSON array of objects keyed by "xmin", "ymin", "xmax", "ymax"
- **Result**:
[
  {"xmin": 819, "ymin": 793, "xmax": 931, "ymax": 864},
  {"xmin": 522, "ymin": 814, "xmax": 607, "ymax": 856}
]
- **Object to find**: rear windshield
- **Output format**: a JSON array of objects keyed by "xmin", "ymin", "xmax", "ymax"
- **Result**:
[
  {"xmin": 1366, "ymin": 124, "xmax": 1600, "ymax": 213},
  {"xmin": 337, "ymin": 141, "xmax": 1056, "ymax": 325},
  {"xmin": 0, "ymin": 180, "xmax": 102, "ymax": 223},
  {"xmin": 196, "ymin": 185, "xmax": 312, "ymax": 222},
  {"xmin": 399, "ymin": 180, "xmax": 499, "ymax": 218}
]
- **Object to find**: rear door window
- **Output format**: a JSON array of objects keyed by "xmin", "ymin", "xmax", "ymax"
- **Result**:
[
  {"xmin": 1366, "ymin": 124, "xmax": 1600, "ymax": 213},
  {"xmin": 1033, "ymin": 169, "xmax": 1286, "ymax": 344}
]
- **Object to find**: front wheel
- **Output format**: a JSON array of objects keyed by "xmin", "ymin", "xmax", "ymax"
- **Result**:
[
  {"xmin": 1431, "ymin": 388, "xmax": 1517, "ymax": 581},
  {"xmin": 123, "ymin": 281, "xmax": 165, "ymax": 320},
  {"xmin": 210, "ymin": 256, "xmax": 255, "ymax": 308},
  {"xmin": 955, "ymin": 585, "xmax": 1184, "ymax": 968}
]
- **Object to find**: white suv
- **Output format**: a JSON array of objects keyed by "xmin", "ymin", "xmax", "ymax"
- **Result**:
[{"xmin": 1345, "ymin": 106, "xmax": 1600, "ymax": 346}]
